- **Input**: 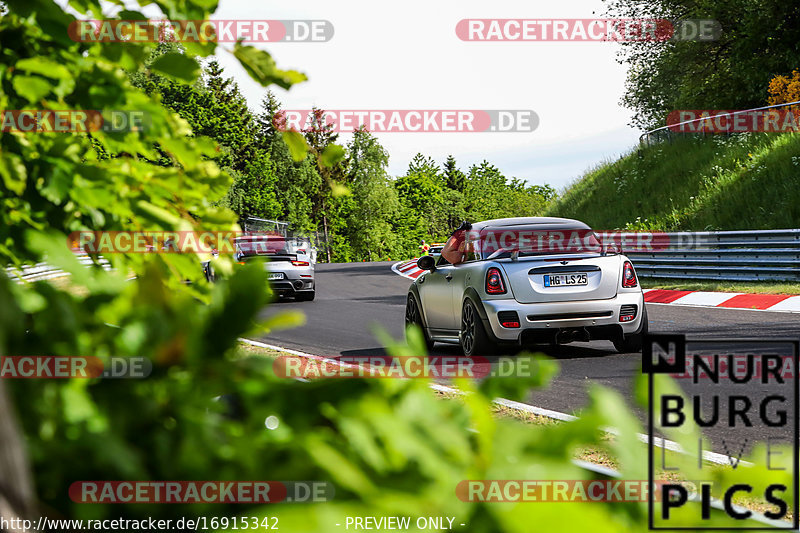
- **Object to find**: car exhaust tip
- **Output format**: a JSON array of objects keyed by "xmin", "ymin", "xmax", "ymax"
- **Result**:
[
  {"xmin": 293, "ymin": 280, "xmax": 304, "ymax": 290},
  {"xmin": 555, "ymin": 327, "xmax": 591, "ymax": 344}
]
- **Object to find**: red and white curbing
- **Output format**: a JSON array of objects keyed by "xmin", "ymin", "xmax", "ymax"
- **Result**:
[
  {"xmin": 643, "ymin": 288, "xmax": 800, "ymax": 313},
  {"xmin": 391, "ymin": 258, "xmax": 426, "ymax": 280},
  {"xmin": 391, "ymin": 260, "xmax": 800, "ymax": 313}
]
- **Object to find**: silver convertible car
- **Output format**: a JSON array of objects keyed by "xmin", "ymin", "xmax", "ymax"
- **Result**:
[{"xmin": 405, "ymin": 217, "xmax": 647, "ymax": 356}]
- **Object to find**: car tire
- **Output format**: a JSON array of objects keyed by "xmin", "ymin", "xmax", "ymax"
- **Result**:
[
  {"xmin": 613, "ymin": 306, "xmax": 648, "ymax": 353},
  {"xmin": 405, "ymin": 294, "xmax": 434, "ymax": 350},
  {"xmin": 296, "ymin": 290, "xmax": 315, "ymax": 301},
  {"xmin": 460, "ymin": 299, "xmax": 493, "ymax": 357}
]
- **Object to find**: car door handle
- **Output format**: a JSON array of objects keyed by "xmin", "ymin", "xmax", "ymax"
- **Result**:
[{"xmin": 445, "ymin": 274, "xmax": 453, "ymax": 281}]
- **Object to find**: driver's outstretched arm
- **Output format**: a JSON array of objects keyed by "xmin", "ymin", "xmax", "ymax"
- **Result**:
[{"xmin": 441, "ymin": 221, "xmax": 472, "ymax": 265}]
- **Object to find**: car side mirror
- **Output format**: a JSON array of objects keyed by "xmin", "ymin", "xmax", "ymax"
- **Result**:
[{"xmin": 417, "ymin": 255, "xmax": 436, "ymax": 272}]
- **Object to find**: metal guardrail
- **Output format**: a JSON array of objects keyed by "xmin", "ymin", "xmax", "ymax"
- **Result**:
[
  {"xmin": 623, "ymin": 229, "xmax": 800, "ymax": 281},
  {"xmin": 10, "ymin": 231, "xmax": 800, "ymax": 283},
  {"xmin": 639, "ymin": 99, "xmax": 800, "ymax": 147},
  {"xmin": 5, "ymin": 255, "xmax": 111, "ymax": 283}
]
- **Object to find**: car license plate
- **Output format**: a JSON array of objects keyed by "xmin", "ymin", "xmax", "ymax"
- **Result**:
[
  {"xmin": 268, "ymin": 273, "xmax": 284, "ymax": 280},
  {"xmin": 543, "ymin": 273, "xmax": 587, "ymax": 287}
]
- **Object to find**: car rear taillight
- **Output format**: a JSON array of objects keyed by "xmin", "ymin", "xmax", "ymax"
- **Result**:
[
  {"xmin": 622, "ymin": 261, "xmax": 638, "ymax": 288},
  {"xmin": 485, "ymin": 267, "xmax": 506, "ymax": 295},
  {"xmin": 291, "ymin": 261, "xmax": 310, "ymax": 267}
]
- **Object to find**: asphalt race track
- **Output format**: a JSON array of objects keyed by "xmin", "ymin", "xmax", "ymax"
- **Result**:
[{"xmin": 256, "ymin": 261, "xmax": 800, "ymax": 455}]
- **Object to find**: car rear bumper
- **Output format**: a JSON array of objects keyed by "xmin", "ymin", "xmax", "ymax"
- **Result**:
[
  {"xmin": 270, "ymin": 279, "xmax": 315, "ymax": 296},
  {"xmin": 480, "ymin": 291, "xmax": 645, "ymax": 344},
  {"xmin": 264, "ymin": 263, "xmax": 314, "ymax": 296}
]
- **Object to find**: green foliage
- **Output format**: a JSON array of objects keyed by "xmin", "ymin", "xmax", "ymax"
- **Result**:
[
  {"xmin": 283, "ymin": 130, "xmax": 310, "ymax": 162},
  {"xmin": 321, "ymin": 144, "xmax": 346, "ymax": 168},
  {"xmin": 256, "ymin": 92, "xmax": 320, "ymax": 234},
  {"xmin": 232, "ymin": 43, "xmax": 308, "ymax": 89},
  {"xmin": 335, "ymin": 128, "xmax": 401, "ymax": 261},
  {"xmin": 131, "ymin": 54, "xmax": 283, "ymax": 220},
  {"xmin": 389, "ymin": 157, "xmax": 555, "ymax": 257},
  {"xmin": 0, "ymin": 2, "xmax": 788, "ymax": 531},
  {"xmin": 150, "ymin": 53, "xmax": 201, "ymax": 83},
  {"xmin": 547, "ymin": 133, "xmax": 800, "ymax": 230},
  {"xmin": 129, "ymin": 49, "xmax": 557, "ymax": 261},
  {"xmin": 463, "ymin": 161, "xmax": 556, "ymax": 222},
  {"xmin": 0, "ymin": 0, "xmax": 308, "ymax": 519},
  {"xmin": 605, "ymin": 0, "xmax": 800, "ymax": 129},
  {"xmin": 443, "ymin": 154, "xmax": 466, "ymax": 192}
]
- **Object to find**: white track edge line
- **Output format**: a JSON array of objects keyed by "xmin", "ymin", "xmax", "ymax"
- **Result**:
[{"xmin": 239, "ymin": 337, "xmax": 743, "ymax": 466}]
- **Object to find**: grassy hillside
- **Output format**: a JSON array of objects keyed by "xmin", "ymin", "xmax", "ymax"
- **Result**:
[{"xmin": 546, "ymin": 133, "xmax": 800, "ymax": 230}]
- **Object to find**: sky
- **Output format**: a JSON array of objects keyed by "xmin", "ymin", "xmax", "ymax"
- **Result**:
[{"xmin": 113, "ymin": 0, "xmax": 645, "ymax": 190}]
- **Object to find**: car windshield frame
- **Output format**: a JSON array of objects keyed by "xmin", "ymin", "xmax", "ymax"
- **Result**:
[{"xmin": 472, "ymin": 224, "xmax": 602, "ymax": 261}]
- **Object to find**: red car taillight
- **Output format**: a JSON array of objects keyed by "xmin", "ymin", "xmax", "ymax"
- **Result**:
[
  {"xmin": 291, "ymin": 261, "xmax": 310, "ymax": 267},
  {"xmin": 622, "ymin": 261, "xmax": 638, "ymax": 288},
  {"xmin": 485, "ymin": 267, "xmax": 507, "ymax": 294}
]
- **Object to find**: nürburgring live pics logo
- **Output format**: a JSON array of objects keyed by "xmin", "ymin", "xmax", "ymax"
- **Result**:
[{"xmin": 643, "ymin": 334, "xmax": 799, "ymax": 529}]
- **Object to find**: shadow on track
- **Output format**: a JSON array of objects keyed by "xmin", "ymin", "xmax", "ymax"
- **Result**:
[
  {"xmin": 372, "ymin": 340, "xmax": 620, "ymax": 361},
  {"xmin": 349, "ymin": 295, "xmax": 408, "ymax": 305}
]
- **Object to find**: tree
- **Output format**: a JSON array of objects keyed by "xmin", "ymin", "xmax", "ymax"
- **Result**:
[
  {"xmin": 256, "ymin": 92, "xmax": 320, "ymax": 233},
  {"xmin": 605, "ymin": 0, "xmax": 800, "ymax": 129},
  {"xmin": 132, "ymin": 52, "xmax": 281, "ymax": 219},
  {"xmin": 768, "ymin": 69, "xmax": 800, "ymax": 112},
  {"xmin": 205, "ymin": 59, "xmax": 236, "ymax": 105},
  {"xmin": 302, "ymin": 108, "xmax": 346, "ymax": 262},
  {"xmin": 342, "ymin": 127, "xmax": 400, "ymax": 260},
  {"xmin": 463, "ymin": 160, "xmax": 508, "ymax": 221},
  {"xmin": 443, "ymin": 154, "xmax": 466, "ymax": 192},
  {"xmin": 407, "ymin": 153, "xmax": 441, "ymax": 179},
  {"xmin": 461, "ymin": 161, "xmax": 556, "ymax": 223},
  {"xmin": 395, "ymin": 166, "xmax": 446, "ymax": 239}
]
